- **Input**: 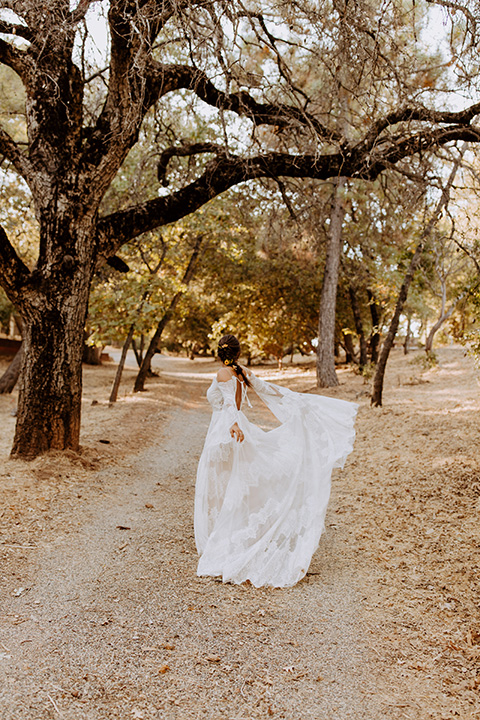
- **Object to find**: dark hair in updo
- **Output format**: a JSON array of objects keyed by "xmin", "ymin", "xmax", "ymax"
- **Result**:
[{"xmin": 217, "ymin": 334, "xmax": 251, "ymax": 387}]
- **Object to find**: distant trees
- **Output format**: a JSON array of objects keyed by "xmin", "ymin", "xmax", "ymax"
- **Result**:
[{"xmin": 2, "ymin": 1, "xmax": 480, "ymax": 456}]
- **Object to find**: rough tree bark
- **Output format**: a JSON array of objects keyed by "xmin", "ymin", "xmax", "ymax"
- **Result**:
[
  {"xmin": 0, "ymin": 343, "xmax": 24, "ymax": 394},
  {"xmin": 134, "ymin": 235, "xmax": 204, "ymax": 392},
  {"xmin": 371, "ymin": 147, "xmax": 466, "ymax": 407},
  {"xmin": 12, "ymin": 248, "xmax": 95, "ymax": 457},
  {"xmin": 1, "ymin": 5, "xmax": 480, "ymax": 457},
  {"xmin": 316, "ymin": 177, "xmax": 346, "ymax": 387}
]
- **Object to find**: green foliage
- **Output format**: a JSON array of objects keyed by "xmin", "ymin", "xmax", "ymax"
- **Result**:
[
  {"xmin": 409, "ymin": 351, "xmax": 439, "ymax": 370},
  {"xmin": 87, "ymin": 228, "xmax": 188, "ymax": 346},
  {"xmin": 89, "ymin": 183, "xmax": 324, "ymax": 361},
  {"xmin": 352, "ymin": 361, "xmax": 375, "ymax": 381},
  {"xmin": 0, "ymin": 65, "xmax": 27, "ymax": 143},
  {"xmin": 457, "ymin": 285, "xmax": 480, "ymax": 367}
]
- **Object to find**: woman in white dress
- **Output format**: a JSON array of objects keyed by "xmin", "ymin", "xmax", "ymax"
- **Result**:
[{"xmin": 194, "ymin": 334, "xmax": 358, "ymax": 588}]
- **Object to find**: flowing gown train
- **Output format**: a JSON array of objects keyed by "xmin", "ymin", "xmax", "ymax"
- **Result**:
[{"xmin": 194, "ymin": 371, "xmax": 358, "ymax": 588}]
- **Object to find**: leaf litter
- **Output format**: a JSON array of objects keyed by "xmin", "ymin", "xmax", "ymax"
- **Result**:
[{"xmin": 0, "ymin": 347, "xmax": 478, "ymax": 719}]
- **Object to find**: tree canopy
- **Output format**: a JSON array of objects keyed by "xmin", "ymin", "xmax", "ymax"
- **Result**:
[{"xmin": 1, "ymin": 0, "xmax": 480, "ymax": 456}]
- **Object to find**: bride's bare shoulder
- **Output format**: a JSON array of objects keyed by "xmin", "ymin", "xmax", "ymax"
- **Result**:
[{"xmin": 217, "ymin": 367, "xmax": 234, "ymax": 382}]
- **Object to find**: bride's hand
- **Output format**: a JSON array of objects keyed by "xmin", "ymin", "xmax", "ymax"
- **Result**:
[{"xmin": 230, "ymin": 422, "xmax": 244, "ymax": 443}]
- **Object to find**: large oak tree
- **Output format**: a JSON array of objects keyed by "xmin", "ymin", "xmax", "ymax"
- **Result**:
[{"xmin": 1, "ymin": 0, "xmax": 480, "ymax": 457}]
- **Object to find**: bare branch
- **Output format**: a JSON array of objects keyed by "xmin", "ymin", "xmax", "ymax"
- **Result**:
[
  {"xmin": 358, "ymin": 125, "xmax": 480, "ymax": 179},
  {"xmin": 359, "ymin": 103, "xmax": 480, "ymax": 154},
  {"xmin": 453, "ymin": 238, "xmax": 480, "ymax": 273}
]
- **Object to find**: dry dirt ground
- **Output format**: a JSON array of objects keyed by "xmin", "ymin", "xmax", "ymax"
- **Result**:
[{"xmin": 0, "ymin": 346, "xmax": 479, "ymax": 720}]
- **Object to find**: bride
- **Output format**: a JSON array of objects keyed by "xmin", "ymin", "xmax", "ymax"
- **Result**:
[{"xmin": 194, "ymin": 333, "xmax": 358, "ymax": 588}]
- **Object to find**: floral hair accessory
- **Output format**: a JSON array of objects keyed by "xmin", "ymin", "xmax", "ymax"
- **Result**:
[
  {"xmin": 223, "ymin": 359, "xmax": 232, "ymax": 365},
  {"xmin": 219, "ymin": 343, "xmax": 228, "ymax": 349}
]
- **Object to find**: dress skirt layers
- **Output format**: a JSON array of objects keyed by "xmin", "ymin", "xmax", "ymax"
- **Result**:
[{"xmin": 194, "ymin": 371, "xmax": 358, "ymax": 588}]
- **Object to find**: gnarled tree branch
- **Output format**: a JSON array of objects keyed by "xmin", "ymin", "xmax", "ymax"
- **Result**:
[
  {"xmin": 156, "ymin": 142, "xmax": 224, "ymax": 185},
  {"xmin": 0, "ymin": 35, "xmax": 29, "ymax": 77},
  {"xmin": 0, "ymin": 128, "xmax": 34, "ymax": 185},
  {"xmin": 0, "ymin": 225, "xmax": 31, "ymax": 304},
  {"xmin": 360, "ymin": 103, "xmax": 480, "ymax": 153},
  {"xmin": 149, "ymin": 62, "xmax": 344, "ymax": 144},
  {"xmin": 96, "ymin": 121, "xmax": 480, "ymax": 263}
]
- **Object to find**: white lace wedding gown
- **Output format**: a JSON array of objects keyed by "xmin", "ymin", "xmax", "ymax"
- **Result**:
[{"xmin": 194, "ymin": 371, "xmax": 358, "ymax": 588}]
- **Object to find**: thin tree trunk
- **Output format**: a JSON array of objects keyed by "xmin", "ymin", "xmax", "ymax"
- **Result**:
[
  {"xmin": 109, "ymin": 324, "xmax": 135, "ymax": 403},
  {"xmin": 424, "ymin": 286, "xmax": 472, "ymax": 353},
  {"xmin": 134, "ymin": 235, "xmax": 204, "ymax": 392},
  {"xmin": 342, "ymin": 330, "xmax": 356, "ymax": 363},
  {"xmin": 0, "ymin": 343, "xmax": 24, "ymax": 394},
  {"xmin": 367, "ymin": 289, "xmax": 381, "ymax": 363},
  {"xmin": 348, "ymin": 286, "xmax": 368, "ymax": 368},
  {"xmin": 424, "ymin": 319, "xmax": 443, "ymax": 353},
  {"xmin": 132, "ymin": 336, "xmax": 144, "ymax": 367},
  {"xmin": 371, "ymin": 149, "xmax": 465, "ymax": 407},
  {"xmin": 316, "ymin": 177, "xmax": 346, "ymax": 387},
  {"xmin": 403, "ymin": 315, "xmax": 411, "ymax": 354}
]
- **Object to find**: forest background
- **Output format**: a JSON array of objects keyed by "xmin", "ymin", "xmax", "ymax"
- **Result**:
[
  {"xmin": 1, "ymin": 0, "xmax": 480, "ymax": 457},
  {"xmin": 1, "ymin": 4, "xmax": 480, "ymax": 716}
]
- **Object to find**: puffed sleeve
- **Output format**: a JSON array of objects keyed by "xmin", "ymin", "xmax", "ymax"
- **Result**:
[
  {"xmin": 247, "ymin": 371, "xmax": 299, "ymax": 422},
  {"xmin": 217, "ymin": 379, "xmax": 240, "ymax": 429},
  {"xmin": 247, "ymin": 371, "xmax": 283, "ymax": 397}
]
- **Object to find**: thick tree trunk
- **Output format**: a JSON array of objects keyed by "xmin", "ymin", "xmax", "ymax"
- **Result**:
[
  {"xmin": 348, "ymin": 286, "xmax": 368, "ymax": 368},
  {"xmin": 83, "ymin": 343, "xmax": 103, "ymax": 365},
  {"xmin": 134, "ymin": 235, "xmax": 204, "ymax": 392},
  {"xmin": 8, "ymin": 204, "xmax": 96, "ymax": 459},
  {"xmin": 12, "ymin": 279, "xmax": 91, "ymax": 458},
  {"xmin": 316, "ymin": 177, "xmax": 346, "ymax": 387},
  {"xmin": 0, "ymin": 343, "xmax": 24, "ymax": 394}
]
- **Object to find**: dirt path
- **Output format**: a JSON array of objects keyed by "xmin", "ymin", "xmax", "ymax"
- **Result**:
[{"xmin": 1, "ymin": 348, "xmax": 479, "ymax": 719}]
